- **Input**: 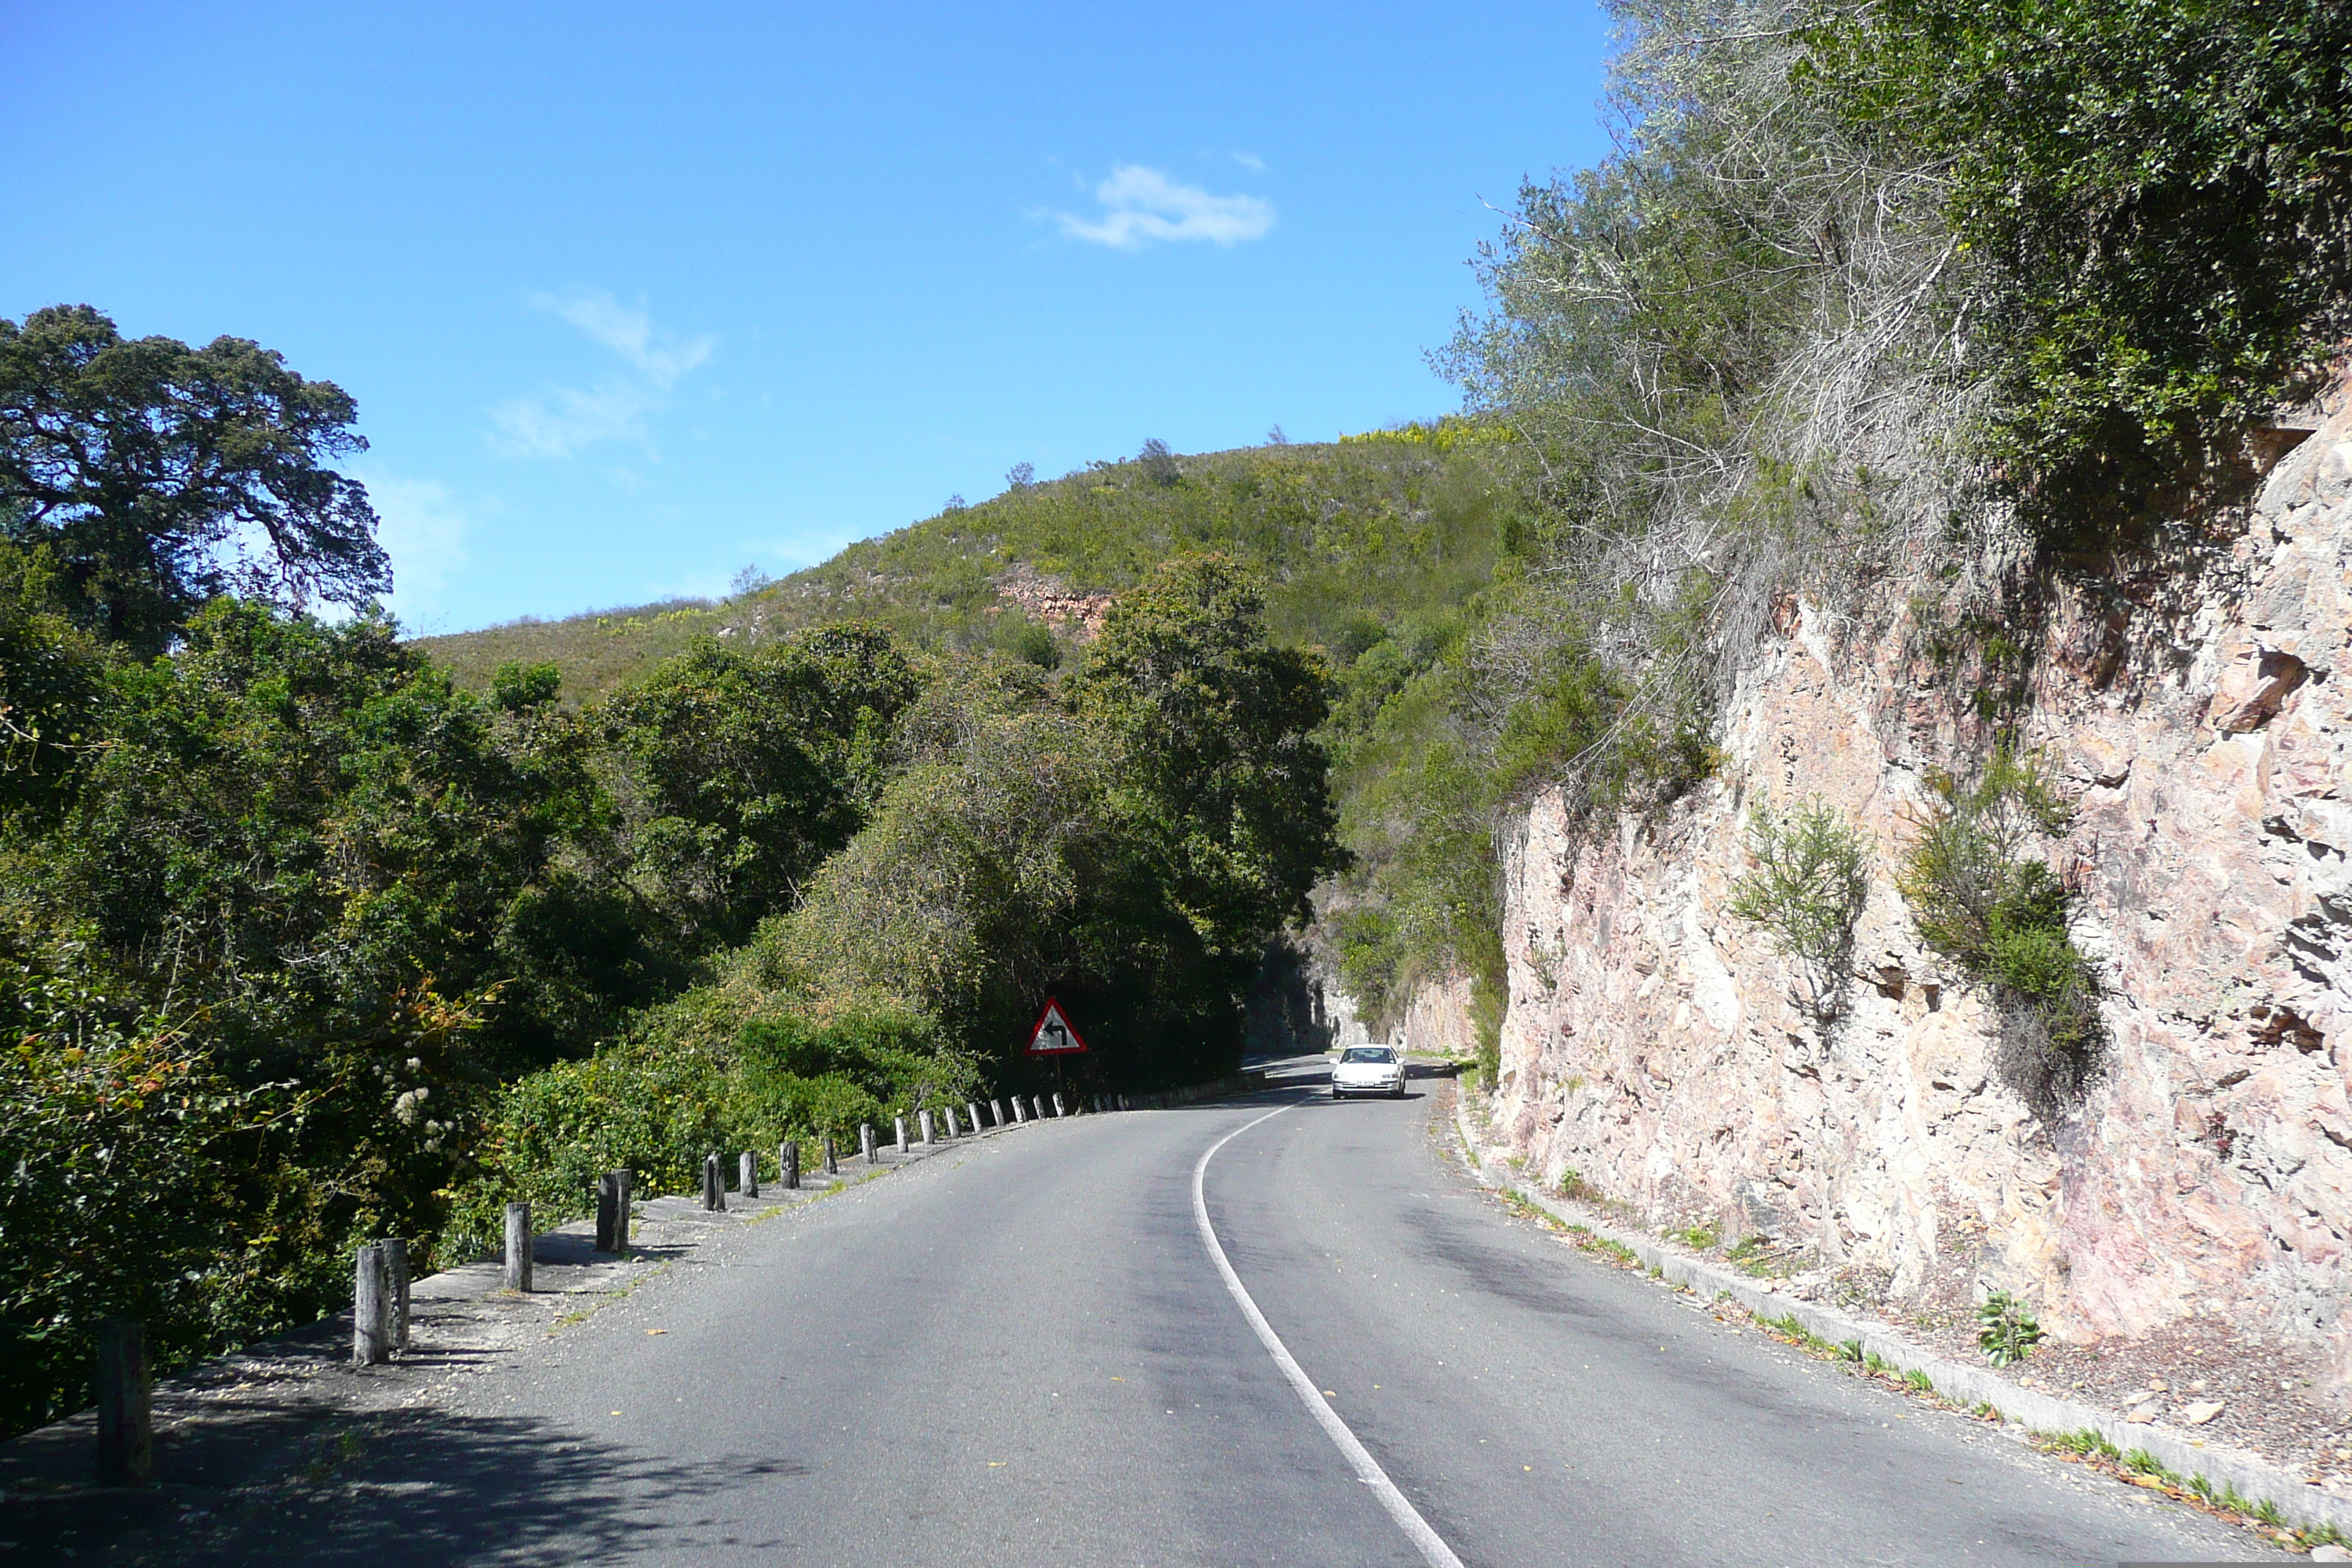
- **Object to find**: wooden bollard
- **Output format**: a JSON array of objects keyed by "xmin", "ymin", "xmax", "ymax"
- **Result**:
[
  {"xmin": 740, "ymin": 1151, "xmax": 758, "ymax": 1199},
  {"xmin": 504, "ymin": 1202, "xmax": 532, "ymax": 1293},
  {"xmin": 823, "ymin": 1135, "xmax": 839, "ymax": 1175},
  {"xmin": 598, "ymin": 1169, "xmax": 633, "ymax": 1255},
  {"xmin": 783, "ymin": 1139, "xmax": 801, "ymax": 1189},
  {"xmin": 1036, "ymin": 1094, "xmax": 1049, "ymax": 1120},
  {"xmin": 383, "ymin": 1237, "xmax": 411, "ymax": 1350},
  {"xmin": 990, "ymin": 1098, "xmax": 1006, "ymax": 1127},
  {"xmin": 1012, "ymin": 1098, "xmax": 1028, "ymax": 1124},
  {"xmin": 94, "ymin": 1317, "xmax": 151, "ymax": 1485},
  {"xmin": 919, "ymin": 1109, "xmax": 935, "ymax": 1145},
  {"xmin": 702, "ymin": 1153, "xmax": 724, "ymax": 1210},
  {"xmin": 893, "ymin": 1115, "xmax": 908, "ymax": 1154},
  {"xmin": 859, "ymin": 1123, "xmax": 875, "ymax": 1163},
  {"xmin": 968, "ymin": 1099, "xmax": 983, "ymax": 1132},
  {"xmin": 353, "ymin": 1243, "xmax": 391, "ymax": 1365},
  {"xmin": 945, "ymin": 1105, "xmax": 962, "ymax": 1138}
]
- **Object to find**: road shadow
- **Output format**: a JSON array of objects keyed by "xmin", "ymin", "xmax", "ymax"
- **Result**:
[{"xmin": 8, "ymin": 1404, "xmax": 791, "ymax": 1567}]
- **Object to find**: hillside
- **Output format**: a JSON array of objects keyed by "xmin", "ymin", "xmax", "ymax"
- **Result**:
[{"xmin": 415, "ymin": 430, "xmax": 1512, "ymax": 705}]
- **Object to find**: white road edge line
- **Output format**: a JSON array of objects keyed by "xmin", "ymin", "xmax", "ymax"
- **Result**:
[{"xmin": 1193, "ymin": 1105, "xmax": 1468, "ymax": 1568}]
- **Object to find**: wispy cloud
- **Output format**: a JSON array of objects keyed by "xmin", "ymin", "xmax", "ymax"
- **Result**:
[
  {"xmin": 1231, "ymin": 151, "xmax": 1267, "ymax": 173},
  {"xmin": 491, "ymin": 288, "xmax": 715, "ymax": 458},
  {"xmin": 1049, "ymin": 165, "xmax": 1275, "ymax": 249},
  {"xmin": 357, "ymin": 470, "xmax": 472, "ymax": 625}
]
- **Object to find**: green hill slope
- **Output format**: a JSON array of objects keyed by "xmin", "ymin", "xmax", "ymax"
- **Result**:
[{"xmin": 415, "ymin": 430, "xmax": 1512, "ymax": 704}]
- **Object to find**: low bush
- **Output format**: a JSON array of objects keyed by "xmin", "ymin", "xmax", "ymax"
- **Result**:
[
  {"xmin": 1899, "ymin": 742, "xmax": 2100, "ymax": 1089},
  {"xmin": 1975, "ymin": 1289, "xmax": 2042, "ymax": 1366},
  {"xmin": 1727, "ymin": 797, "xmax": 1872, "ymax": 1019}
]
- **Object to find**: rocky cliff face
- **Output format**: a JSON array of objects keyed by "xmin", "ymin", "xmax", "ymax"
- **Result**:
[{"xmin": 1444, "ymin": 377, "xmax": 2352, "ymax": 1398}]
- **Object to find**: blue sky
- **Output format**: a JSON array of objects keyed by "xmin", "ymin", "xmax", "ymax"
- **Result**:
[{"xmin": 0, "ymin": 3, "xmax": 1613, "ymax": 633}]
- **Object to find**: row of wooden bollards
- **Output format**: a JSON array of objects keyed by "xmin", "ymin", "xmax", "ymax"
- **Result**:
[
  {"xmin": 685, "ymin": 1091, "xmax": 1144, "ymax": 1213},
  {"xmin": 87, "ymin": 1082, "xmax": 1207, "ymax": 1483}
]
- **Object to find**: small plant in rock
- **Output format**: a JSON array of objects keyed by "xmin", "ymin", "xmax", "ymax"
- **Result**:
[
  {"xmin": 1728, "ymin": 796, "xmax": 1872, "ymax": 1021},
  {"xmin": 1676, "ymin": 1223, "xmax": 1720, "ymax": 1251},
  {"xmin": 1899, "ymin": 740, "xmax": 2102, "ymax": 1109},
  {"xmin": 1976, "ymin": 1289, "xmax": 2042, "ymax": 1365}
]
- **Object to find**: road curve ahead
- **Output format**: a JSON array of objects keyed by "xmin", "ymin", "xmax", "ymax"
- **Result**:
[{"xmin": 164, "ymin": 1072, "xmax": 2272, "ymax": 1566}]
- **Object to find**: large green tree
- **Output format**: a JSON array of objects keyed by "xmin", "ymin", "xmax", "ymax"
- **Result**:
[
  {"xmin": 605, "ymin": 624, "xmax": 920, "ymax": 950},
  {"xmin": 0, "ymin": 305, "xmax": 388, "ymax": 654}
]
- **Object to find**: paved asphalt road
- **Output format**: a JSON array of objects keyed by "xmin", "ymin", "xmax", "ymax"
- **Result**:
[{"xmin": 162, "ymin": 1067, "xmax": 2273, "ymax": 1566}]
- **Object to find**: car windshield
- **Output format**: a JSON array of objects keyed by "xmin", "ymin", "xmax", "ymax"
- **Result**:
[{"xmin": 1341, "ymin": 1047, "xmax": 1396, "ymax": 1063}]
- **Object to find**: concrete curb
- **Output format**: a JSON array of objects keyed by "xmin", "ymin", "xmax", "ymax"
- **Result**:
[{"xmin": 1450, "ymin": 1084, "xmax": 2352, "ymax": 1539}]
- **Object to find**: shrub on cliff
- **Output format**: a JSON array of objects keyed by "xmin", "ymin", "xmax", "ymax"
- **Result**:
[
  {"xmin": 1898, "ymin": 742, "xmax": 2100, "ymax": 1085},
  {"xmin": 1728, "ymin": 797, "xmax": 1872, "ymax": 1020},
  {"xmin": 1801, "ymin": 0, "xmax": 2352, "ymax": 538}
]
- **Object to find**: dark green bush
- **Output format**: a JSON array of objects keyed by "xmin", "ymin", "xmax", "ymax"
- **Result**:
[
  {"xmin": 1802, "ymin": 0, "xmax": 2352, "ymax": 535},
  {"xmin": 1899, "ymin": 744, "xmax": 2099, "ymax": 1060}
]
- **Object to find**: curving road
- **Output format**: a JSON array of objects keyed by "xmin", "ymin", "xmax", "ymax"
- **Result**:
[{"xmin": 151, "ymin": 1065, "xmax": 2272, "ymax": 1565}]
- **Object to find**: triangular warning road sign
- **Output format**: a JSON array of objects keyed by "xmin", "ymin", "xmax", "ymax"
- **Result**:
[{"xmin": 1025, "ymin": 997, "xmax": 1089, "ymax": 1055}]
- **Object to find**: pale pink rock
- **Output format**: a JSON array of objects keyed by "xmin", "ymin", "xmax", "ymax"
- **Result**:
[{"xmin": 1379, "ymin": 368, "xmax": 2352, "ymax": 1395}]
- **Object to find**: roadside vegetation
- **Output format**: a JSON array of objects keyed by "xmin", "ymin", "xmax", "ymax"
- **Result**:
[{"xmin": 0, "ymin": 306, "xmax": 1342, "ymax": 1435}]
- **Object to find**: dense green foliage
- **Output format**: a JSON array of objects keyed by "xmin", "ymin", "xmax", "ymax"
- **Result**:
[
  {"xmin": 1896, "ymin": 744, "xmax": 2098, "ymax": 1059},
  {"xmin": 604, "ymin": 625, "xmax": 918, "ymax": 951},
  {"xmin": 1803, "ymin": 0, "xmax": 2352, "ymax": 534},
  {"xmin": 0, "ymin": 306, "xmax": 388, "ymax": 654}
]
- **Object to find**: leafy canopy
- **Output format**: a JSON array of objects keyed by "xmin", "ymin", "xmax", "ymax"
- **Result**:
[{"xmin": 0, "ymin": 305, "xmax": 388, "ymax": 652}]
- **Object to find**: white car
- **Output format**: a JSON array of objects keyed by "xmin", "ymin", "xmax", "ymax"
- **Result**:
[{"xmin": 1331, "ymin": 1044, "xmax": 1406, "ymax": 1098}]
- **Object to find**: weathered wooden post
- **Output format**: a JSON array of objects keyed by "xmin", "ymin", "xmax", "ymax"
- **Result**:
[
  {"xmin": 382, "ymin": 1236, "xmax": 411, "ymax": 1351},
  {"xmin": 1035, "ymin": 1094, "xmax": 1049, "ymax": 1120},
  {"xmin": 990, "ymin": 1098, "xmax": 1006, "ymax": 1127},
  {"xmin": 859, "ymin": 1123, "xmax": 875, "ymax": 1163},
  {"xmin": 94, "ymin": 1318, "xmax": 151, "ymax": 1485},
  {"xmin": 968, "ymin": 1099, "xmax": 983, "ymax": 1132},
  {"xmin": 945, "ymin": 1106, "xmax": 962, "ymax": 1138},
  {"xmin": 893, "ymin": 1115, "xmax": 908, "ymax": 1154},
  {"xmin": 823, "ymin": 1135, "xmax": 839, "ymax": 1175},
  {"xmin": 919, "ymin": 1109, "xmax": 935, "ymax": 1145},
  {"xmin": 353, "ymin": 1243, "xmax": 391, "ymax": 1365},
  {"xmin": 702, "ymin": 1153, "xmax": 724, "ymax": 1210},
  {"xmin": 1012, "ymin": 1098, "xmax": 1028, "ymax": 1123},
  {"xmin": 783, "ymin": 1138, "xmax": 801, "ymax": 1189},
  {"xmin": 614, "ymin": 1169, "xmax": 632, "ymax": 1254},
  {"xmin": 503, "ymin": 1203, "xmax": 532, "ymax": 1292},
  {"xmin": 740, "ymin": 1151, "xmax": 758, "ymax": 1199}
]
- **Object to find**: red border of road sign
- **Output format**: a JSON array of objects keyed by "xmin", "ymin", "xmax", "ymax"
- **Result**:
[{"xmin": 1026, "ymin": 996, "xmax": 1090, "ymax": 1055}]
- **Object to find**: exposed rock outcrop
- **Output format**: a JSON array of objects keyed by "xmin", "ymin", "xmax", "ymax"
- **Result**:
[{"xmin": 1460, "ymin": 374, "xmax": 2352, "ymax": 1403}]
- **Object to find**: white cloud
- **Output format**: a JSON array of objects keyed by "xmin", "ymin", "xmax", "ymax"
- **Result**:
[
  {"xmin": 358, "ymin": 471, "xmax": 472, "ymax": 623},
  {"xmin": 1049, "ymin": 165, "xmax": 1275, "ymax": 249},
  {"xmin": 527, "ymin": 287, "xmax": 714, "ymax": 386},
  {"xmin": 491, "ymin": 289, "xmax": 715, "ymax": 458},
  {"xmin": 1232, "ymin": 151, "xmax": 1267, "ymax": 173},
  {"xmin": 491, "ymin": 380, "xmax": 652, "ymax": 459}
]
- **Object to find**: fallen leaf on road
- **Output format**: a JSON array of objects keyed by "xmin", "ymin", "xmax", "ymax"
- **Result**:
[{"xmin": 647, "ymin": 1329, "xmax": 667, "ymax": 1335}]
